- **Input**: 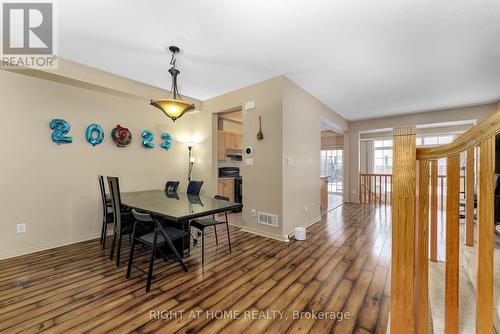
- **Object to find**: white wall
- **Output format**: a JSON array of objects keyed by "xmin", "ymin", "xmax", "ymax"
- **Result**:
[{"xmin": 0, "ymin": 68, "xmax": 210, "ymax": 259}]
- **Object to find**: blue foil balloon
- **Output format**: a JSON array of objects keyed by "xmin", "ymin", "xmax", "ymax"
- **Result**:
[
  {"xmin": 142, "ymin": 130, "xmax": 155, "ymax": 148},
  {"xmin": 49, "ymin": 119, "xmax": 73, "ymax": 144},
  {"xmin": 86, "ymin": 124, "xmax": 104, "ymax": 146},
  {"xmin": 161, "ymin": 133, "xmax": 173, "ymax": 150}
]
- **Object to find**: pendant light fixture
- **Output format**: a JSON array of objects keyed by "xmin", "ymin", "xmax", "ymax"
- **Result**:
[{"xmin": 150, "ymin": 46, "xmax": 195, "ymax": 122}]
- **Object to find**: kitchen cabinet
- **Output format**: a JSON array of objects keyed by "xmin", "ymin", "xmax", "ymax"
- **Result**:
[
  {"xmin": 218, "ymin": 131, "xmax": 243, "ymax": 160},
  {"xmin": 218, "ymin": 132, "xmax": 226, "ymax": 160},
  {"xmin": 234, "ymin": 134, "xmax": 243, "ymax": 149},
  {"xmin": 218, "ymin": 179, "xmax": 235, "ymax": 202},
  {"xmin": 225, "ymin": 132, "xmax": 236, "ymax": 150}
]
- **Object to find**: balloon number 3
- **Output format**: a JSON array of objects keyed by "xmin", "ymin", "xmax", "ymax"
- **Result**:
[
  {"xmin": 161, "ymin": 133, "xmax": 173, "ymax": 150},
  {"xmin": 142, "ymin": 130, "xmax": 155, "ymax": 149},
  {"xmin": 49, "ymin": 119, "xmax": 73, "ymax": 145},
  {"xmin": 86, "ymin": 124, "xmax": 104, "ymax": 146}
]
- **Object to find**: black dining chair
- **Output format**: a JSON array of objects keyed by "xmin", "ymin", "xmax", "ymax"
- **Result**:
[
  {"xmin": 165, "ymin": 181, "xmax": 180, "ymax": 193},
  {"xmin": 127, "ymin": 209, "xmax": 188, "ymax": 292},
  {"xmin": 190, "ymin": 195, "xmax": 232, "ymax": 265},
  {"xmin": 107, "ymin": 176, "xmax": 135, "ymax": 267},
  {"xmin": 98, "ymin": 175, "xmax": 114, "ymax": 249},
  {"xmin": 187, "ymin": 181, "xmax": 203, "ymax": 196}
]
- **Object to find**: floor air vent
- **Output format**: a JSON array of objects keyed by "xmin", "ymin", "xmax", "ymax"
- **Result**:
[{"xmin": 257, "ymin": 212, "xmax": 279, "ymax": 227}]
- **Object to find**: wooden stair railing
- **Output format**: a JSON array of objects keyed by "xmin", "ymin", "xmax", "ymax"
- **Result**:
[
  {"xmin": 359, "ymin": 173, "xmax": 392, "ymax": 205},
  {"xmin": 391, "ymin": 109, "xmax": 499, "ymax": 334}
]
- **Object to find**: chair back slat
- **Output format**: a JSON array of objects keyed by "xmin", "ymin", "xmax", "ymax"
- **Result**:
[
  {"xmin": 98, "ymin": 175, "xmax": 107, "ymax": 217},
  {"xmin": 131, "ymin": 209, "xmax": 154, "ymax": 222},
  {"xmin": 187, "ymin": 181, "xmax": 203, "ymax": 195},
  {"xmin": 107, "ymin": 176, "xmax": 123, "ymax": 232},
  {"xmin": 165, "ymin": 181, "xmax": 180, "ymax": 193}
]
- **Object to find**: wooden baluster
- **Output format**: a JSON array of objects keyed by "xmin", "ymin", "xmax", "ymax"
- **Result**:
[
  {"xmin": 430, "ymin": 161, "xmax": 438, "ymax": 262},
  {"xmin": 415, "ymin": 160, "xmax": 430, "ymax": 334},
  {"xmin": 369, "ymin": 175, "xmax": 372, "ymax": 204},
  {"xmin": 390, "ymin": 175, "xmax": 393, "ymax": 205},
  {"xmin": 440, "ymin": 176, "xmax": 444, "ymax": 212},
  {"xmin": 476, "ymin": 137, "xmax": 494, "ymax": 334},
  {"xmin": 445, "ymin": 155, "xmax": 460, "ymax": 334},
  {"xmin": 359, "ymin": 173, "xmax": 362, "ymax": 203},
  {"xmin": 363, "ymin": 175, "xmax": 368, "ymax": 204},
  {"xmin": 465, "ymin": 148, "xmax": 475, "ymax": 246},
  {"xmin": 379, "ymin": 175, "xmax": 382, "ymax": 204},
  {"xmin": 384, "ymin": 175, "xmax": 388, "ymax": 205},
  {"xmin": 391, "ymin": 126, "xmax": 417, "ymax": 333},
  {"xmin": 364, "ymin": 175, "xmax": 368, "ymax": 203}
]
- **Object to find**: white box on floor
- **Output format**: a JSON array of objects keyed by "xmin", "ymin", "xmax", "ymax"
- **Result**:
[{"xmin": 294, "ymin": 227, "xmax": 306, "ymax": 240}]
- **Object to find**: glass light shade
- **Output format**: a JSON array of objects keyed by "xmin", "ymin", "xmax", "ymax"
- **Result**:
[{"xmin": 150, "ymin": 99, "xmax": 195, "ymax": 122}]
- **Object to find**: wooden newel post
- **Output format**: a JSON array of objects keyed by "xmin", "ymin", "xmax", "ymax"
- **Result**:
[{"xmin": 391, "ymin": 126, "xmax": 417, "ymax": 333}]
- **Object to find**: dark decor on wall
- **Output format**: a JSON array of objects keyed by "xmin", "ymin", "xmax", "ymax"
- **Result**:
[{"xmin": 111, "ymin": 125, "xmax": 132, "ymax": 147}]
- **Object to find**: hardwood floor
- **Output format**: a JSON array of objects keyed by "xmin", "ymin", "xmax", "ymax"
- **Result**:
[{"xmin": 0, "ymin": 204, "xmax": 391, "ymax": 334}]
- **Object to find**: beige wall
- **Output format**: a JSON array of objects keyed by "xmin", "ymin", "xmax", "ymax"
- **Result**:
[
  {"xmin": 282, "ymin": 78, "xmax": 348, "ymax": 236},
  {"xmin": 347, "ymin": 103, "xmax": 498, "ymax": 202},
  {"xmin": 0, "ymin": 66, "xmax": 209, "ymax": 259},
  {"xmin": 321, "ymin": 133, "xmax": 344, "ymax": 148},
  {"xmin": 203, "ymin": 76, "xmax": 285, "ymax": 240}
]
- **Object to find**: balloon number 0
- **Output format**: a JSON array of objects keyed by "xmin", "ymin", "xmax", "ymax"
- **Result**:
[
  {"xmin": 142, "ymin": 130, "xmax": 155, "ymax": 148},
  {"xmin": 86, "ymin": 124, "xmax": 104, "ymax": 146},
  {"xmin": 161, "ymin": 133, "xmax": 173, "ymax": 150},
  {"xmin": 49, "ymin": 119, "xmax": 73, "ymax": 145}
]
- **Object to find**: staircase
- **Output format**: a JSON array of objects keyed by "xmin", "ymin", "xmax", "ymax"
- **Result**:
[{"xmin": 390, "ymin": 109, "xmax": 500, "ymax": 334}]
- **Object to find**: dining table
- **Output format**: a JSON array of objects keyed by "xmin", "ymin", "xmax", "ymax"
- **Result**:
[{"xmin": 120, "ymin": 190, "xmax": 243, "ymax": 256}]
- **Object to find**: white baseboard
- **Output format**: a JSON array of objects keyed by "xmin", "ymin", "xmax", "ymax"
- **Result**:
[
  {"xmin": 286, "ymin": 216, "xmax": 322, "ymax": 240},
  {"xmin": 0, "ymin": 233, "xmax": 102, "ymax": 260},
  {"xmin": 239, "ymin": 226, "xmax": 289, "ymax": 242}
]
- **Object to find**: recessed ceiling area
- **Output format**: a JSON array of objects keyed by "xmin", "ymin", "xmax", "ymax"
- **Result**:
[{"xmin": 59, "ymin": 0, "xmax": 500, "ymax": 121}]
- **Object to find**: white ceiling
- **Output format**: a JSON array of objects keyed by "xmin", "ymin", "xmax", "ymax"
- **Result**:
[{"xmin": 59, "ymin": 0, "xmax": 500, "ymax": 121}]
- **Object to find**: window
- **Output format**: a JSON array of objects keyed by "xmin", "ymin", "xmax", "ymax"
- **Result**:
[
  {"xmin": 373, "ymin": 140, "xmax": 393, "ymax": 174},
  {"xmin": 418, "ymin": 135, "xmax": 455, "ymax": 175},
  {"xmin": 320, "ymin": 149, "xmax": 343, "ymax": 193},
  {"xmin": 371, "ymin": 134, "xmax": 456, "ymax": 175}
]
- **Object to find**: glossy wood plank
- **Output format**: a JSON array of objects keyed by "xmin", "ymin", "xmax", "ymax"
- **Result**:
[
  {"xmin": 430, "ymin": 160, "xmax": 438, "ymax": 262},
  {"xmin": 476, "ymin": 137, "xmax": 495, "ymax": 334},
  {"xmin": 445, "ymin": 154, "xmax": 460, "ymax": 334},
  {"xmin": 0, "ymin": 204, "xmax": 392, "ymax": 334},
  {"xmin": 465, "ymin": 148, "xmax": 475, "ymax": 246},
  {"xmin": 416, "ymin": 159, "xmax": 429, "ymax": 334},
  {"xmin": 391, "ymin": 126, "xmax": 417, "ymax": 334}
]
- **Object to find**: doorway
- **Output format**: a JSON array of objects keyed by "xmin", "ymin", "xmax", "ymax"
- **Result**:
[{"xmin": 320, "ymin": 128, "xmax": 345, "ymax": 211}]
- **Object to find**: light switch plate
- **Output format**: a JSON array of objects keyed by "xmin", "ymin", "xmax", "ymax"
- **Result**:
[
  {"xmin": 244, "ymin": 101, "xmax": 255, "ymax": 110},
  {"xmin": 17, "ymin": 223, "xmax": 26, "ymax": 233}
]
